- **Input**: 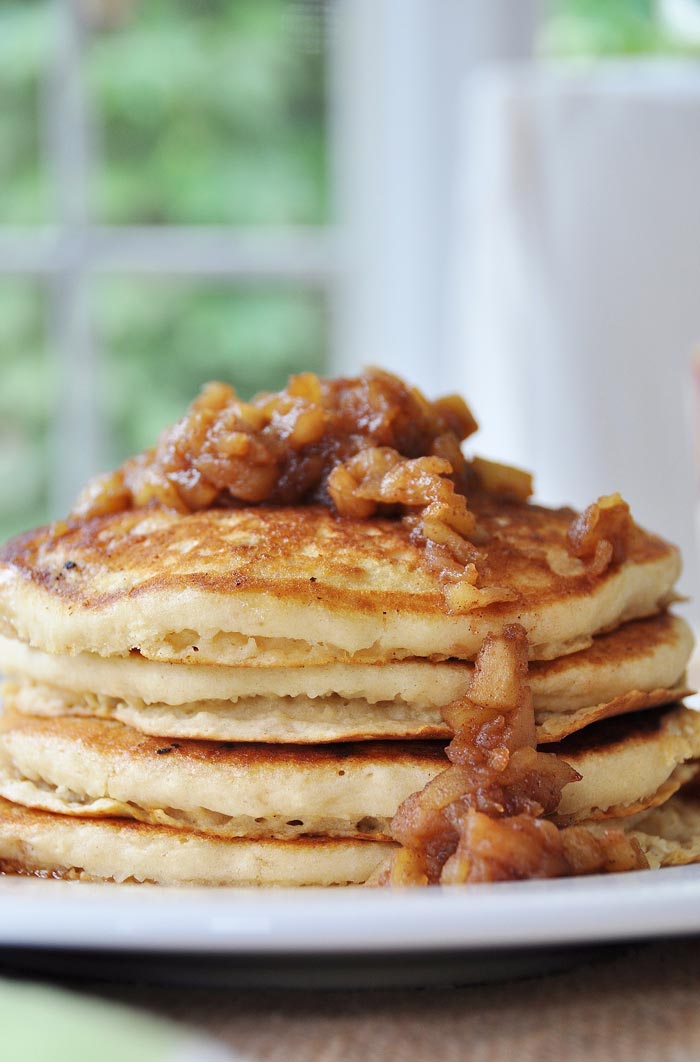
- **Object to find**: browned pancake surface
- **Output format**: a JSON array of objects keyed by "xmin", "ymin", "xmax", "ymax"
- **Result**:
[
  {"xmin": 533, "ymin": 613, "xmax": 685, "ymax": 678},
  {"xmin": 552, "ymin": 705, "xmax": 677, "ymax": 758},
  {"xmin": 0, "ymin": 498, "xmax": 673, "ymax": 618},
  {"xmin": 0, "ymin": 709, "xmax": 448, "ymax": 771}
]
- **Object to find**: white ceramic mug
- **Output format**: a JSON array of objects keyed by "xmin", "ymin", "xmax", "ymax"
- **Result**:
[{"xmin": 454, "ymin": 61, "xmax": 700, "ymax": 611}]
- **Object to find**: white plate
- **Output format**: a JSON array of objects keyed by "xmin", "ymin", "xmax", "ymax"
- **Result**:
[
  {"xmin": 2, "ymin": 655, "xmax": 698, "ymax": 984},
  {"xmin": 1, "ymin": 866, "xmax": 700, "ymax": 955}
]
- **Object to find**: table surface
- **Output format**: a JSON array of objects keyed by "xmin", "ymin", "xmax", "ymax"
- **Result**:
[
  {"xmin": 6, "ymin": 654, "xmax": 700, "ymax": 1060},
  {"xmin": 36, "ymin": 937, "xmax": 700, "ymax": 1062}
]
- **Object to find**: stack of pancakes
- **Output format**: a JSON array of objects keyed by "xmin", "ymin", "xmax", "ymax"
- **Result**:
[{"xmin": 0, "ymin": 492, "xmax": 697, "ymax": 886}]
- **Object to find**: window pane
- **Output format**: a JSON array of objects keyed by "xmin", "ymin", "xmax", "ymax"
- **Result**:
[
  {"xmin": 95, "ymin": 279, "xmax": 327, "ymax": 461},
  {"xmin": 0, "ymin": 1, "xmax": 52, "ymax": 223},
  {"xmin": 87, "ymin": 0, "xmax": 328, "ymax": 225},
  {"xmin": 0, "ymin": 281, "xmax": 53, "ymax": 539}
]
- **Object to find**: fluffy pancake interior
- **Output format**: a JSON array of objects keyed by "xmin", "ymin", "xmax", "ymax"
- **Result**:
[
  {"xmin": 0, "ymin": 613, "xmax": 692, "ymax": 744},
  {"xmin": 3, "ymin": 678, "xmax": 691, "ymax": 747},
  {"xmin": 0, "ymin": 798, "xmax": 393, "ymax": 886},
  {"xmin": 1, "ymin": 708, "xmax": 698, "ymax": 839},
  {"xmin": 3, "ymin": 681, "xmax": 452, "ymax": 744},
  {"xmin": 554, "ymin": 705, "xmax": 700, "ymax": 822},
  {"xmin": 0, "ymin": 711, "xmax": 447, "ymax": 840},
  {"xmin": 0, "ymin": 635, "xmax": 474, "ymax": 707}
]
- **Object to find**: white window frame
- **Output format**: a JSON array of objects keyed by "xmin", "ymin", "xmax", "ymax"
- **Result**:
[{"xmin": 329, "ymin": 0, "xmax": 537, "ymax": 394}]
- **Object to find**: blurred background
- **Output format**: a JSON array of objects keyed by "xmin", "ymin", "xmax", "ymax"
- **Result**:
[{"xmin": 1, "ymin": 0, "xmax": 699, "ymax": 602}]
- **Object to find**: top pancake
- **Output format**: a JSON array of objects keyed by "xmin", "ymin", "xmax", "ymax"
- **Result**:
[{"xmin": 0, "ymin": 495, "xmax": 679, "ymax": 666}]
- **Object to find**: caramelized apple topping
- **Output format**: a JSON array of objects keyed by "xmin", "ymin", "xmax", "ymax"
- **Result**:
[
  {"xmin": 567, "ymin": 493, "xmax": 636, "ymax": 577},
  {"xmin": 71, "ymin": 369, "xmax": 638, "ymax": 615},
  {"xmin": 73, "ymin": 369, "xmax": 478, "ymax": 519},
  {"xmin": 326, "ymin": 445, "xmax": 517, "ymax": 610},
  {"xmin": 329, "ymin": 448, "xmax": 476, "ymax": 541},
  {"xmin": 71, "ymin": 370, "xmax": 518, "ymax": 609},
  {"xmin": 471, "ymin": 456, "xmax": 533, "ymax": 502},
  {"xmin": 440, "ymin": 812, "xmax": 647, "ymax": 884},
  {"xmin": 375, "ymin": 625, "xmax": 649, "ymax": 886}
]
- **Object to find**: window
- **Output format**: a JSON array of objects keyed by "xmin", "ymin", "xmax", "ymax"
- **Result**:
[
  {"xmin": 96, "ymin": 279, "xmax": 326, "ymax": 461},
  {"xmin": 0, "ymin": 0, "xmax": 331, "ymax": 536},
  {"xmin": 0, "ymin": 280, "xmax": 51, "ymax": 541}
]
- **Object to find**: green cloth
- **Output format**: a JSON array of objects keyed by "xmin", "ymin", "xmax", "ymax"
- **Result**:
[{"xmin": 0, "ymin": 978, "xmax": 235, "ymax": 1062}]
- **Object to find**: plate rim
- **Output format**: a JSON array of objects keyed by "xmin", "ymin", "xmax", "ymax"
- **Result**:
[{"xmin": 1, "ymin": 865, "xmax": 700, "ymax": 955}]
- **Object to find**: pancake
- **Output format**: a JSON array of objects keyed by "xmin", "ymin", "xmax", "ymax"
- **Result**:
[
  {"xmin": 2, "ymin": 707, "xmax": 697, "ymax": 841},
  {"xmin": 5, "ymin": 678, "xmax": 690, "ymax": 746},
  {"xmin": 0, "ymin": 613, "xmax": 692, "ymax": 744},
  {"xmin": 0, "ymin": 635, "xmax": 473, "ymax": 708},
  {"xmin": 0, "ymin": 798, "xmax": 392, "ymax": 885},
  {"xmin": 3, "ymin": 682, "xmax": 457, "ymax": 744},
  {"xmin": 553, "ymin": 705, "xmax": 700, "ymax": 823},
  {"xmin": 533, "ymin": 612, "xmax": 694, "ymax": 742},
  {"xmin": 5, "ymin": 787, "xmax": 700, "ymax": 884},
  {"xmin": 0, "ymin": 499, "xmax": 679, "ymax": 667},
  {"xmin": 0, "ymin": 368, "xmax": 692, "ymax": 890},
  {"xmin": 0, "ymin": 711, "xmax": 447, "ymax": 841},
  {"xmin": 593, "ymin": 789, "xmax": 700, "ymax": 869},
  {"xmin": 4, "ymin": 675, "xmax": 688, "ymax": 743},
  {"xmin": 0, "ymin": 612, "xmax": 691, "ymax": 707}
]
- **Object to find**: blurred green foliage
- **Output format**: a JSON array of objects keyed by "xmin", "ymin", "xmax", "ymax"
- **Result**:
[
  {"xmin": 96, "ymin": 281, "xmax": 326, "ymax": 459},
  {"xmin": 542, "ymin": 0, "xmax": 700, "ymax": 56},
  {"xmin": 0, "ymin": 1, "xmax": 51, "ymax": 222},
  {"xmin": 0, "ymin": 282, "xmax": 54, "ymax": 538},
  {"xmin": 88, "ymin": 0, "xmax": 328, "ymax": 224},
  {"xmin": 0, "ymin": 0, "xmax": 327, "ymax": 225}
]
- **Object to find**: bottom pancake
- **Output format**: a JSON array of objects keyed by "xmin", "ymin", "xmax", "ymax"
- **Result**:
[
  {"xmin": 590, "ymin": 790, "xmax": 700, "ymax": 869},
  {"xmin": 0, "ymin": 799, "xmax": 393, "ymax": 886},
  {"xmin": 3, "ymin": 790, "xmax": 700, "ymax": 884}
]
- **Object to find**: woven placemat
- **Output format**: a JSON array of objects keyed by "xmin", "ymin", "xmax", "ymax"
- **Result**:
[{"xmin": 85, "ymin": 938, "xmax": 700, "ymax": 1062}]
